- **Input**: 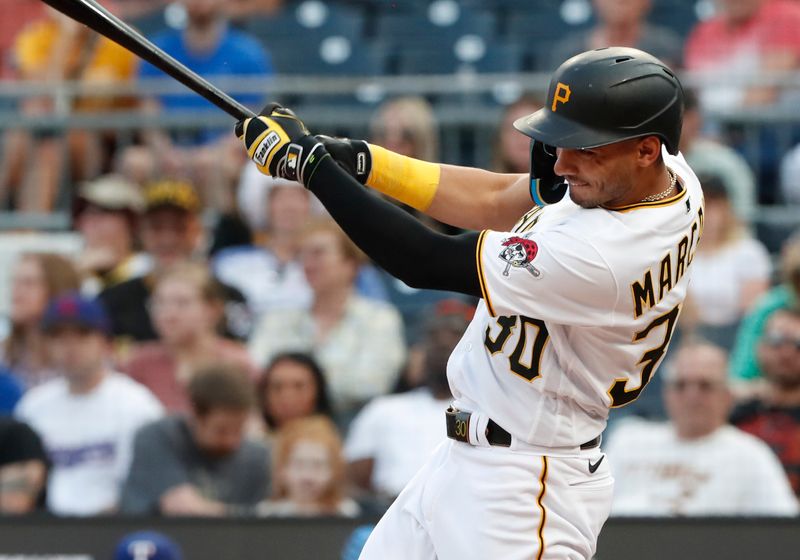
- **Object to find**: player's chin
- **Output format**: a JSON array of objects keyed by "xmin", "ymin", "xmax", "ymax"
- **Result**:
[{"xmin": 568, "ymin": 189, "xmax": 602, "ymax": 209}]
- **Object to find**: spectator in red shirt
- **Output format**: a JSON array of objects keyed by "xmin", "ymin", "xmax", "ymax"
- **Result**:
[
  {"xmin": 732, "ymin": 307, "xmax": 800, "ymax": 496},
  {"xmin": 0, "ymin": 0, "xmax": 42, "ymax": 79},
  {"xmin": 684, "ymin": 0, "xmax": 800, "ymax": 111}
]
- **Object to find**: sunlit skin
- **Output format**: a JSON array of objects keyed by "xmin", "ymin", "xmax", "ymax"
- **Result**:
[{"xmin": 553, "ymin": 136, "xmax": 672, "ymax": 209}]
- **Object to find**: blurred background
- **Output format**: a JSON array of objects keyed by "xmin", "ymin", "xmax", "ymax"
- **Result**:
[{"xmin": 2, "ymin": 0, "xmax": 800, "ymax": 558}]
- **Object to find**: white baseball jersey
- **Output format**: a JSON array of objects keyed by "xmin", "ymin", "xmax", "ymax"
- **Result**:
[{"xmin": 448, "ymin": 151, "xmax": 703, "ymax": 449}]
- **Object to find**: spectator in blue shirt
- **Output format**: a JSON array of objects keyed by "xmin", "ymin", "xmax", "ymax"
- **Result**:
[
  {"xmin": 0, "ymin": 366, "xmax": 24, "ymax": 415},
  {"xmin": 122, "ymin": 0, "xmax": 273, "ymax": 210}
]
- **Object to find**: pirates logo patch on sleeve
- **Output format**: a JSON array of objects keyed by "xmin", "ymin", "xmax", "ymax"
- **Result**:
[{"xmin": 499, "ymin": 234, "xmax": 541, "ymax": 277}]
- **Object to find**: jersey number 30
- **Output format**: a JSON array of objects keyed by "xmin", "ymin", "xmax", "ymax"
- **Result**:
[{"xmin": 483, "ymin": 304, "xmax": 681, "ymax": 408}]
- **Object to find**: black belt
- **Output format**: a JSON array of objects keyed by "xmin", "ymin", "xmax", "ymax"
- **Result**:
[{"xmin": 445, "ymin": 407, "xmax": 601, "ymax": 450}]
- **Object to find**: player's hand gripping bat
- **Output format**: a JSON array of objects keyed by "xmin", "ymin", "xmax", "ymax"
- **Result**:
[{"xmin": 39, "ymin": 0, "xmax": 256, "ymax": 120}]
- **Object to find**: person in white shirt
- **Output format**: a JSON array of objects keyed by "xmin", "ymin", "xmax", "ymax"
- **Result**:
[
  {"xmin": 682, "ymin": 175, "xmax": 771, "ymax": 349},
  {"xmin": 606, "ymin": 341, "xmax": 798, "ymax": 517},
  {"xmin": 15, "ymin": 294, "xmax": 164, "ymax": 516},
  {"xmin": 345, "ymin": 300, "xmax": 473, "ymax": 499}
]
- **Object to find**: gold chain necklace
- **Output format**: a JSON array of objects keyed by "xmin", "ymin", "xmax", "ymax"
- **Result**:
[{"xmin": 640, "ymin": 168, "xmax": 677, "ymax": 203}]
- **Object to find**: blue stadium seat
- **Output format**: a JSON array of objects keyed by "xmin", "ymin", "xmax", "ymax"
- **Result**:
[
  {"xmin": 374, "ymin": 6, "xmax": 497, "ymax": 47},
  {"xmin": 396, "ymin": 40, "xmax": 523, "ymax": 75},
  {"xmin": 505, "ymin": 10, "xmax": 592, "ymax": 44},
  {"xmin": 343, "ymin": 0, "xmax": 427, "ymax": 14},
  {"xmin": 270, "ymin": 37, "xmax": 387, "ymax": 76},
  {"xmin": 127, "ymin": 7, "xmax": 175, "ymax": 38},
  {"xmin": 463, "ymin": 0, "xmax": 562, "ymax": 13},
  {"xmin": 271, "ymin": 37, "xmax": 389, "ymax": 109},
  {"xmin": 244, "ymin": 1, "xmax": 365, "ymax": 48},
  {"xmin": 648, "ymin": 0, "xmax": 700, "ymax": 37}
]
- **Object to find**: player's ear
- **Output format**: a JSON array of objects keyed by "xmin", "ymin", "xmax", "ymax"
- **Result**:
[{"xmin": 636, "ymin": 136, "xmax": 662, "ymax": 167}]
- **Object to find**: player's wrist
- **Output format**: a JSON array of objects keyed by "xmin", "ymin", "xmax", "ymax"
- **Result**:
[
  {"xmin": 366, "ymin": 144, "xmax": 441, "ymax": 211},
  {"xmin": 276, "ymin": 134, "xmax": 330, "ymax": 186},
  {"xmin": 317, "ymin": 135, "xmax": 372, "ymax": 184}
]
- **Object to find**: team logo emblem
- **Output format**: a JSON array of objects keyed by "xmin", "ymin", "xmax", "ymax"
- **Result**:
[
  {"xmin": 551, "ymin": 82, "xmax": 571, "ymax": 112},
  {"xmin": 499, "ymin": 235, "xmax": 541, "ymax": 277},
  {"xmin": 278, "ymin": 144, "xmax": 303, "ymax": 182}
]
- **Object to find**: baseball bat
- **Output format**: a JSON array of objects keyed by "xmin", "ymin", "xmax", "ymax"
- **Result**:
[{"xmin": 40, "ymin": 0, "xmax": 256, "ymax": 119}]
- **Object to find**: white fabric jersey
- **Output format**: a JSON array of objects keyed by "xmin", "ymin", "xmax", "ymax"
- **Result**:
[
  {"xmin": 606, "ymin": 420, "xmax": 799, "ymax": 516},
  {"xmin": 344, "ymin": 389, "xmax": 450, "ymax": 497},
  {"xmin": 15, "ymin": 373, "xmax": 164, "ymax": 516},
  {"xmin": 449, "ymin": 152, "xmax": 704, "ymax": 449},
  {"xmin": 688, "ymin": 236, "xmax": 771, "ymax": 326}
]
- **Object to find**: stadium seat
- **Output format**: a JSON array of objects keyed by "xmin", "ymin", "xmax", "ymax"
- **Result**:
[
  {"xmin": 648, "ymin": 0, "xmax": 699, "ymax": 37},
  {"xmin": 396, "ymin": 40, "xmax": 524, "ymax": 75},
  {"xmin": 462, "ymin": 0, "xmax": 562, "ymax": 14},
  {"xmin": 244, "ymin": 0, "xmax": 365, "ymax": 48},
  {"xmin": 374, "ymin": 3, "xmax": 497, "ymax": 47},
  {"xmin": 270, "ymin": 37, "xmax": 388, "ymax": 76},
  {"xmin": 127, "ymin": 5, "xmax": 181, "ymax": 38},
  {"xmin": 505, "ymin": 10, "xmax": 592, "ymax": 45},
  {"xmin": 270, "ymin": 37, "xmax": 389, "ymax": 109}
]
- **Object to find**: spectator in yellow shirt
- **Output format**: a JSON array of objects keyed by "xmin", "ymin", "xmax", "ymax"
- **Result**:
[{"xmin": 0, "ymin": 7, "xmax": 137, "ymax": 212}]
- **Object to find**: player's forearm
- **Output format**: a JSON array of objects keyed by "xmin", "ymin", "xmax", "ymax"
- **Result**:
[
  {"xmin": 427, "ymin": 165, "xmax": 532, "ymax": 231},
  {"xmin": 308, "ymin": 157, "xmax": 482, "ymax": 297},
  {"xmin": 320, "ymin": 137, "xmax": 534, "ymax": 229}
]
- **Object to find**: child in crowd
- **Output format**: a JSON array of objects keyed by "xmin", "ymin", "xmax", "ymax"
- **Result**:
[{"xmin": 257, "ymin": 416, "xmax": 359, "ymax": 517}]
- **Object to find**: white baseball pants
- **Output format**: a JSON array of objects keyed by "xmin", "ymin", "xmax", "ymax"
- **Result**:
[{"xmin": 359, "ymin": 439, "xmax": 613, "ymax": 560}]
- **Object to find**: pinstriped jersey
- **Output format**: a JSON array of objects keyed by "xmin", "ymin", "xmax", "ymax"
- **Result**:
[{"xmin": 447, "ymin": 151, "xmax": 704, "ymax": 449}]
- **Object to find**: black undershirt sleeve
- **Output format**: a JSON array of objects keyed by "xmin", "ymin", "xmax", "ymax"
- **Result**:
[{"xmin": 307, "ymin": 156, "xmax": 482, "ymax": 298}]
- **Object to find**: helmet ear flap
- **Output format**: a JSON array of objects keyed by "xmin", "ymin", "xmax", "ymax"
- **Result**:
[{"xmin": 529, "ymin": 140, "xmax": 568, "ymax": 206}]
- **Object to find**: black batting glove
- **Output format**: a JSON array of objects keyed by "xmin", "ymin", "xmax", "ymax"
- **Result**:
[
  {"xmin": 316, "ymin": 135, "xmax": 372, "ymax": 184},
  {"xmin": 235, "ymin": 102, "xmax": 329, "ymax": 186},
  {"xmin": 530, "ymin": 140, "xmax": 568, "ymax": 206}
]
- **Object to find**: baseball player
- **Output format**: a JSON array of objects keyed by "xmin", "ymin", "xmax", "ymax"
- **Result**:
[{"xmin": 237, "ymin": 47, "xmax": 702, "ymax": 559}]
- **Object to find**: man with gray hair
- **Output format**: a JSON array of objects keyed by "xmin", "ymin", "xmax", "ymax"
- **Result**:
[{"xmin": 606, "ymin": 341, "xmax": 798, "ymax": 516}]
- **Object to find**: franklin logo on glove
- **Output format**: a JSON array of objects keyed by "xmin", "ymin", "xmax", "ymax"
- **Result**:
[
  {"xmin": 254, "ymin": 130, "xmax": 281, "ymax": 167},
  {"xmin": 235, "ymin": 102, "xmax": 329, "ymax": 187}
]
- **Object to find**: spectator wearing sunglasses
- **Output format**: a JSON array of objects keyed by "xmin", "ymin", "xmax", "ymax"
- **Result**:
[
  {"xmin": 606, "ymin": 341, "xmax": 797, "ymax": 516},
  {"xmin": 733, "ymin": 308, "xmax": 800, "ymax": 497},
  {"xmin": 730, "ymin": 231, "xmax": 800, "ymax": 386}
]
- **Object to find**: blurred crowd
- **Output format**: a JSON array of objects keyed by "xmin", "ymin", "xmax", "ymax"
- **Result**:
[{"xmin": 2, "ymin": 0, "xmax": 800, "ymax": 544}]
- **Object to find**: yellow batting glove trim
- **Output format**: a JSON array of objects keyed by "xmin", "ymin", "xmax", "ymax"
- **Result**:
[
  {"xmin": 242, "ymin": 117, "xmax": 291, "ymax": 175},
  {"xmin": 367, "ymin": 145, "xmax": 441, "ymax": 211}
]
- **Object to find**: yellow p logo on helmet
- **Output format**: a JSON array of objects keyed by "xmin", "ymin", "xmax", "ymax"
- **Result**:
[{"xmin": 551, "ymin": 82, "xmax": 572, "ymax": 112}]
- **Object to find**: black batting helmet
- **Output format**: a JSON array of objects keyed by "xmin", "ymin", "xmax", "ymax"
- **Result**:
[{"xmin": 514, "ymin": 47, "xmax": 684, "ymax": 154}]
